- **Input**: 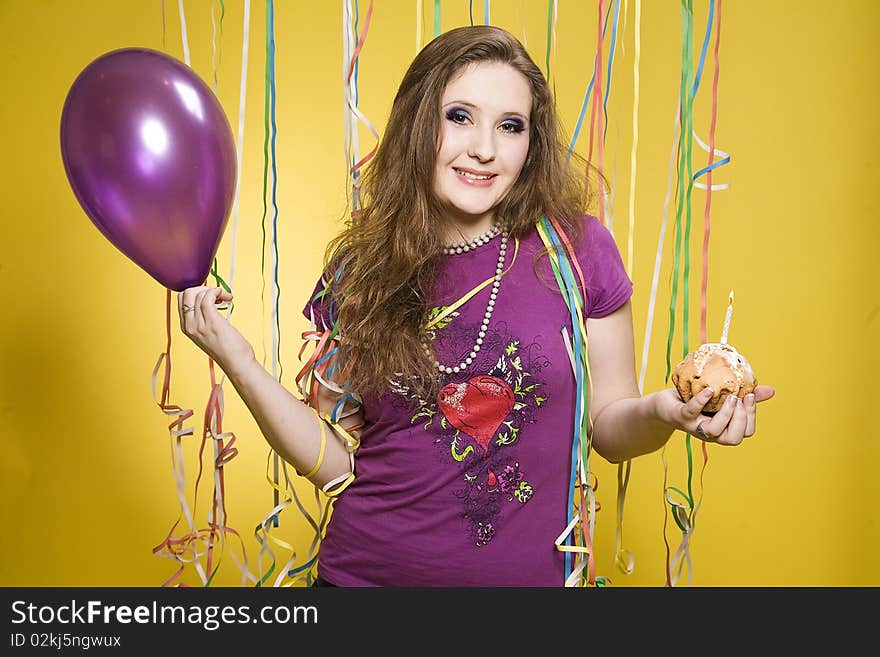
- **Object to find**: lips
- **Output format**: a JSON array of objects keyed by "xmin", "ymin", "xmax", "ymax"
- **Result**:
[
  {"xmin": 453, "ymin": 167, "xmax": 497, "ymax": 185},
  {"xmin": 454, "ymin": 167, "xmax": 496, "ymax": 178}
]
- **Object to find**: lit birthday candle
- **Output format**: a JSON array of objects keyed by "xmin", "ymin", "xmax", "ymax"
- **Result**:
[{"xmin": 720, "ymin": 290, "xmax": 734, "ymax": 344}]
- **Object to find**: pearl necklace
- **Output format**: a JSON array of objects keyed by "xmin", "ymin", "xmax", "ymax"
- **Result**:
[
  {"xmin": 441, "ymin": 223, "xmax": 501, "ymax": 255},
  {"xmin": 426, "ymin": 230, "xmax": 509, "ymax": 374}
]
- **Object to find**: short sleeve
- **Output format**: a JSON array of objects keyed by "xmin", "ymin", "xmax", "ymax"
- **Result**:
[
  {"xmin": 301, "ymin": 271, "xmax": 338, "ymax": 333},
  {"xmin": 577, "ymin": 214, "xmax": 634, "ymax": 318}
]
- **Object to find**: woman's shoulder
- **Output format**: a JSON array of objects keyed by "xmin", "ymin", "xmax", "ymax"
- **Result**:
[{"xmin": 523, "ymin": 213, "xmax": 607, "ymax": 253}]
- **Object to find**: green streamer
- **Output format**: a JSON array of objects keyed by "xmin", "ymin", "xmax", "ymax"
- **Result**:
[
  {"xmin": 434, "ymin": 0, "xmax": 441, "ymax": 37},
  {"xmin": 665, "ymin": 0, "xmax": 696, "ymax": 382},
  {"xmin": 682, "ymin": 0, "xmax": 695, "ymax": 359},
  {"xmin": 545, "ymin": 0, "xmax": 553, "ymax": 82},
  {"xmin": 209, "ymin": 258, "xmax": 231, "ymax": 292},
  {"xmin": 259, "ymin": 2, "xmax": 271, "ymax": 315}
]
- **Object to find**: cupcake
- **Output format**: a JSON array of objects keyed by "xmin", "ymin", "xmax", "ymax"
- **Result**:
[{"xmin": 671, "ymin": 342, "xmax": 757, "ymax": 414}]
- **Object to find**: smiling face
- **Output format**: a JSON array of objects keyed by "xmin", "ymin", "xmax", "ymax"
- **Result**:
[{"xmin": 433, "ymin": 62, "xmax": 532, "ymax": 239}]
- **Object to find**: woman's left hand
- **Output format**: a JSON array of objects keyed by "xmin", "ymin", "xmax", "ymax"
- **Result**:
[{"xmin": 655, "ymin": 385, "xmax": 776, "ymax": 446}]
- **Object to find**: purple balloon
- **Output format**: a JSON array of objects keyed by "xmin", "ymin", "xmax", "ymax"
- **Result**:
[{"xmin": 60, "ymin": 48, "xmax": 236, "ymax": 291}]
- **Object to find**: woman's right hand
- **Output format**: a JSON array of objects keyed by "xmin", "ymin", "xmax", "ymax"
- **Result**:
[{"xmin": 178, "ymin": 286, "xmax": 256, "ymax": 376}]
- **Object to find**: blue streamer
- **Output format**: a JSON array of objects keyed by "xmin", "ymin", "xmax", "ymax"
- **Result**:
[
  {"xmin": 690, "ymin": 0, "xmax": 730, "ymax": 184},
  {"xmin": 567, "ymin": 1, "xmax": 614, "ymax": 161},
  {"xmin": 691, "ymin": 0, "xmax": 715, "ymax": 98},
  {"xmin": 693, "ymin": 154, "xmax": 730, "ymax": 181},
  {"xmin": 354, "ymin": 0, "xmax": 360, "ymax": 107},
  {"xmin": 602, "ymin": 0, "xmax": 622, "ymax": 142},
  {"xmin": 268, "ymin": 0, "xmax": 283, "ymax": 379},
  {"xmin": 539, "ymin": 216, "xmax": 588, "ymax": 583},
  {"xmin": 352, "ymin": 1, "xmax": 361, "ymax": 192}
]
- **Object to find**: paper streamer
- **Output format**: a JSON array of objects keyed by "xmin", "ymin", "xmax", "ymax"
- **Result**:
[
  {"xmin": 537, "ymin": 216, "xmax": 605, "ymax": 587},
  {"xmin": 177, "ymin": 0, "xmax": 190, "ymax": 66},
  {"xmin": 698, "ymin": 0, "xmax": 725, "ymax": 345},
  {"xmin": 416, "ymin": 0, "xmax": 423, "ymax": 53},
  {"xmin": 613, "ymin": 0, "xmax": 641, "ymax": 578},
  {"xmin": 210, "ymin": 1, "xmax": 225, "ymax": 93},
  {"xmin": 566, "ymin": 1, "xmax": 613, "ymax": 162},
  {"xmin": 150, "ymin": 290, "xmax": 207, "ymax": 587},
  {"xmin": 224, "ymin": 0, "xmax": 250, "ymax": 297},
  {"xmin": 658, "ymin": 0, "xmax": 730, "ymax": 587}
]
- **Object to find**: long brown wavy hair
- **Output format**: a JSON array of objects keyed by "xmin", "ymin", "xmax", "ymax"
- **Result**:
[{"xmin": 321, "ymin": 25, "xmax": 596, "ymax": 404}]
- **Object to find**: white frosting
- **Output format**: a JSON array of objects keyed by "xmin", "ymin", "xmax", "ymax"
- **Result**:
[{"xmin": 693, "ymin": 342, "xmax": 754, "ymax": 386}]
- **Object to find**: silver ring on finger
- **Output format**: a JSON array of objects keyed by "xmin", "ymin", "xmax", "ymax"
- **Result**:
[
  {"xmin": 694, "ymin": 421, "xmax": 712, "ymax": 441},
  {"xmin": 182, "ymin": 304, "xmax": 196, "ymax": 314}
]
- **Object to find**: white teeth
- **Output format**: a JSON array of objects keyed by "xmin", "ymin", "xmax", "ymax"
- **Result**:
[{"xmin": 455, "ymin": 169, "xmax": 492, "ymax": 180}]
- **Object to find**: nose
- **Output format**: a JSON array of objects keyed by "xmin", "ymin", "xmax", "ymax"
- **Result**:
[{"xmin": 467, "ymin": 125, "xmax": 496, "ymax": 162}]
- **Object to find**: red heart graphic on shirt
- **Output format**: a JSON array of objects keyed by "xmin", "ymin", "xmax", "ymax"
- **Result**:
[{"xmin": 437, "ymin": 375, "xmax": 515, "ymax": 453}]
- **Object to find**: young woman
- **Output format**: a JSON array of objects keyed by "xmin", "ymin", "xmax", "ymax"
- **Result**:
[{"xmin": 178, "ymin": 25, "xmax": 775, "ymax": 586}]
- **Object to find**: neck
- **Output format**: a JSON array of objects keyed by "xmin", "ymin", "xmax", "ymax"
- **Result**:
[{"xmin": 442, "ymin": 215, "xmax": 498, "ymax": 246}]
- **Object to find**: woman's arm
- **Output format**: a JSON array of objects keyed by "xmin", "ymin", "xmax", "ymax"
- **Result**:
[
  {"xmin": 585, "ymin": 301, "xmax": 775, "ymax": 464},
  {"xmin": 178, "ymin": 286, "xmax": 355, "ymax": 489},
  {"xmin": 225, "ymin": 357, "xmax": 357, "ymax": 489}
]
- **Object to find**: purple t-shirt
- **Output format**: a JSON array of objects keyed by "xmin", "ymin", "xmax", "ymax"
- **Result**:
[{"xmin": 301, "ymin": 215, "xmax": 632, "ymax": 586}]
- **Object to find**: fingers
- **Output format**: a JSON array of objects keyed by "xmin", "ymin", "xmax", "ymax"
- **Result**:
[
  {"xmin": 192, "ymin": 287, "xmax": 211, "ymax": 330},
  {"xmin": 695, "ymin": 393, "xmax": 737, "ymax": 442},
  {"xmin": 744, "ymin": 393, "xmax": 756, "ymax": 436},
  {"xmin": 754, "ymin": 385, "xmax": 775, "ymax": 403},
  {"xmin": 198, "ymin": 287, "xmax": 233, "ymax": 326},
  {"xmin": 178, "ymin": 286, "xmax": 231, "ymax": 336},
  {"xmin": 178, "ymin": 285, "xmax": 207, "ymax": 333},
  {"xmin": 716, "ymin": 396, "xmax": 747, "ymax": 446},
  {"xmin": 683, "ymin": 387, "xmax": 715, "ymax": 420},
  {"xmin": 684, "ymin": 384, "xmax": 774, "ymax": 446}
]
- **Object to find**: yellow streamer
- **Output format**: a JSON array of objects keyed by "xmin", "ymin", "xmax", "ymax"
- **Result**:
[{"xmin": 425, "ymin": 237, "xmax": 520, "ymax": 330}]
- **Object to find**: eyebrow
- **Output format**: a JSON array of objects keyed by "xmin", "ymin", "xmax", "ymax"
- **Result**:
[{"xmin": 442, "ymin": 100, "xmax": 529, "ymax": 122}]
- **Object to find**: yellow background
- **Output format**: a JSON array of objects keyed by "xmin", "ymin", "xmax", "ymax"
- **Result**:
[{"xmin": 1, "ymin": 0, "xmax": 877, "ymax": 587}]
